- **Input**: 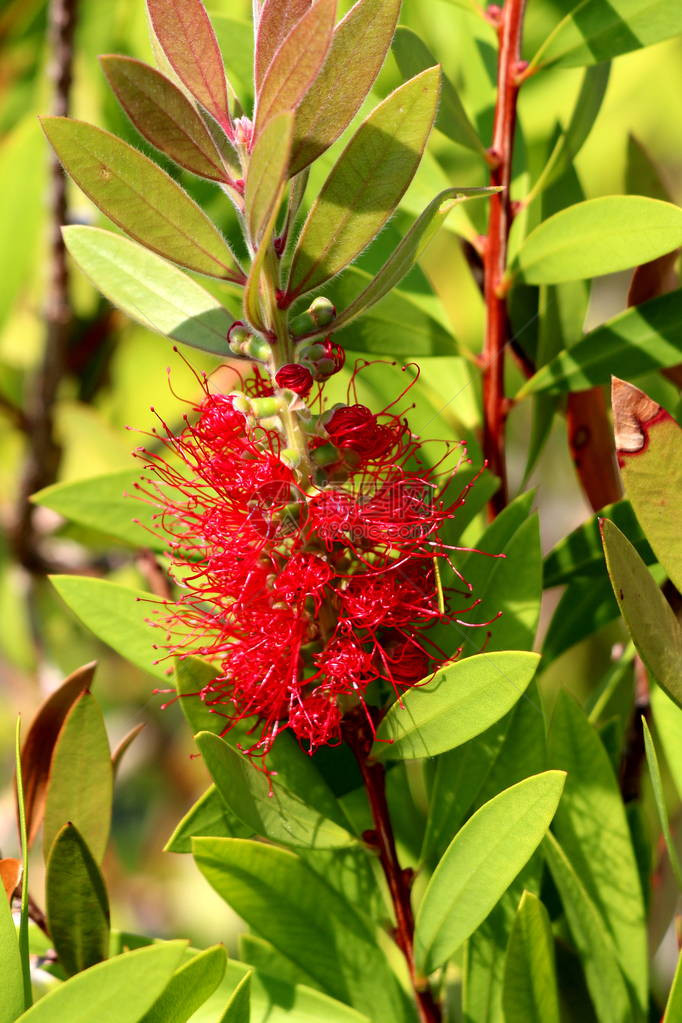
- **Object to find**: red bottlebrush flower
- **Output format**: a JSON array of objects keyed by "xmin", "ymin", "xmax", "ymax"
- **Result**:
[
  {"xmin": 136, "ymin": 366, "xmax": 491, "ymax": 760},
  {"xmin": 275, "ymin": 363, "xmax": 314, "ymax": 396}
]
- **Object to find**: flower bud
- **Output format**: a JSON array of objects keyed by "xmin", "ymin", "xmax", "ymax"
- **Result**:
[
  {"xmin": 299, "ymin": 337, "xmax": 346, "ymax": 381},
  {"xmin": 275, "ymin": 364, "xmax": 314, "ymax": 397},
  {"xmin": 289, "ymin": 296, "xmax": 336, "ymax": 337},
  {"xmin": 228, "ymin": 322, "xmax": 271, "ymax": 362}
]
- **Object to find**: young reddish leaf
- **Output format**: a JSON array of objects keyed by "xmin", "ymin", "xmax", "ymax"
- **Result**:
[
  {"xmin": 612, "ymin": 378, "xmax": 682, "ymax": 593},
  {"xmin": 46, "ymin": 823, "xmax": 110, "ymax": 977},
  {"xmin": 43, "ymin": 691, "xmax": 113, "ymax": 864},
  {"xmin": 20, "ymin": 661, "xmax": 96, "ymax": 849},
  {"xmin": 245, "ymin": 111, "xmax": 293, "ymax": 245},
  {"xmin": 254, "ymin": 0, "xmax": 311, "ymax": 91},
  {"xmin": 100, "ymin": 56, "xmax": 229, "ymax": 183},
  {"xmin": 42, "ymin": 118, "xmax": 244, "ymax": 282},
  {"xmin": 289, "ymin": 0, "xmax": 402, "ymax": 175},
  {"xmin": 147, "ymin": 0, "xmax": 232, "ymax": 135},
  {"xmin": 253, "ymin": 0, "xmax": 336, "ymax": 142},
  {"xmin": 287, "ymin": 67, "xmax": 441, "ymax": 301},
  {"xmin": 0, "ymin": 859, "xmax": 22, "ymax": 902}
]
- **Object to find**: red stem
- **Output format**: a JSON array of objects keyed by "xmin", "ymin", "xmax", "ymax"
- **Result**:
[
  {"xmin": 345, "ymin": 714, "xmax": 442, "ymax": 1023},
  {"xmin": 482, "ymin": 0, "xmax": 527, "ymax": 517}
]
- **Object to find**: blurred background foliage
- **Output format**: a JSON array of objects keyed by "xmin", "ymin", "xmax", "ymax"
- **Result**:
[{"xmin": 1, "ymin": 0, "xmax": 681, "ymax": 971}]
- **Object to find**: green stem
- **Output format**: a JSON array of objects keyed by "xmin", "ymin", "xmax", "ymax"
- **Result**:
[{"xmin": 15, "ymin": 718, "xmax": 32, "ymax": 1011}]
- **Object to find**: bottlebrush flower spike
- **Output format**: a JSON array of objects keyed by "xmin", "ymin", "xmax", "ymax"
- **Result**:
[{"xmin": 135, "ymin": 366, "xmax": 489, "ymax": 760}]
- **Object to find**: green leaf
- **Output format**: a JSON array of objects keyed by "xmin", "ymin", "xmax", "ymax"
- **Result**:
[
  {"xmin": 0, "ymin": 871, "xmax": 24, "ymax": 1023},
  {"xmin": 45, "ymin": 823, "xmax": 110, "ymax": 977},
  {"xmin": 514, "ymin": 197, "xmax": 682, "ymax": 285},
  {"xmin": 195, "ymin": 732, "xmax": 354, "ymax": 849},
  {"xmin": 664, "ymin": 951, "xmax": 682, "ymax": 1023},
  {"xmin": 542, "ymin": 574, "xmax": 620, "ymax": 661},
  {"xmin": 518, "ymin": 289, "xmax": 682, "ymax": 395},
  {"xmin": 245, "ymin": 112, "xmax": 293, "ymax": 245},
  {"xmin": 100, "ymin": 57, "xmax": 228, "ymax": 182},
  {"xmin": 601, "ymin": 519, "xmax": 682, "ymax": 708},
  {"xmin": 253, "ymin": 0, "xmax": 336, "ymax": 141},
  {"xmin": 141, "ymin": 945, "xmax": 227, "ymax": 1023},
  {"xmin": 528, "ymin": 0, "xmax": 682, "ymax": 71},
  {"xmin": 526, "ymin": 64, "xmax": 610, "ymax": 204},
  {"xmin": 613, "ymin": 378, "xmax": 682, "ymax": 593},
  {"xmin": 64, "ymin": 227, "xmax": 237, "ymax": 353},
  {"xmin": 217, "ymin": 969, "xmax": 251, "ymax": 1023},
  {"xmin": 502, "ymin": 891, "xmax": 560, "ymax": 1023},
  {"xmin": 547, "ymin": 690, "xmax": 647, "ymax": 1013},
  {"xmin": 543, "ymin": 833, "xmax": 632, "ymax": 1023},
  {"xmin": 42, "ymin": 118, "xmax": 243, "ymax": 281},
  {"xmin": 254, "ymin": 0, "xmax": 311, "ymax": 91},
  {"xmin": 302, "ymin": 188, "xmax": 495, "ymax": 341},
  {"xmin": 543, "ymin": 500, "xmax": 649, "ymax": 588},
  {"xmin": 290, "ymin": 0, "xmax": 402, "ymax": 175},
  {"xmin": 392, "ymin": 27, "xmax": 487, "ymax": 159},
  {"xmin": 43, "ymin": 691, "xmax": 113, "ymax": 864},
  {"xmin": 642, "ymin": 717, "xmax": 682, "ymax": 891},
  {"xmin": 372, "ymin": 651, "xmax": 540, "ymax": 761},
  {"xmin": 414, "ymin": 771, "xmax": 565, "ymax": 974},
  {"xmin": 192, "ymin": 839, "xmax": 411, "ymax": 1020},
  {"xmin": 239, "ymin": 934, "xmax": 302, "ymax": 987},
  {"xmin": 49, "ymin": 575, "xmax": 168, "ymax": 681},
  {"xmin": 287, "ymin": 67, "xmax": 440, "ymax": 301},
  {"xmin": 15, "ymin": 941, "xmax": 186, "ymax": 1023},
  {"xmin": 19, "ymin": 662, "xmax": 96, "ymax": 849},
  {"xmin": 147, "ymin": 0, "xmax": 232, "ymax": 133},
  {"xmin": 650, "ymin": 682, "xmax": 682, "ymax": 800},
  {"xmin": 165, "ymin": 785, "xmax": 252, "ymax": 854},
  {"xmin": 33, "ymin": 468, "xmax": 159, "ymax": 551}
]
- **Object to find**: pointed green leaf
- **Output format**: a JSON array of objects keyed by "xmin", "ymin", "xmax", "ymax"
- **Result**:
[
  {"xmin": 613, "ymin": 378, "xmax": 682, "ymax": 593},
  {"xmin": 547, "ymin": 690, "xmax": 647, "ymax": 1012},
  {"xmin": 650, "ymin": 682, "xmax": 682, "ymax": 800},
  {"xmin": 15, "ymin": 942, "xmax": 186, "ymax": 1023},
  {"xmin": 392, "ymin": 27, "xmax": 487, "ymax": 158},
  {"xmin": 196, "ymin": 732, "xmax": 354, "ymax": 849},
  {"xmin": 542, "ymin": 573, "xmax": 621, "ymax": 661},
  {"xmin": 141, "ymin": 944, "xmax": 226, "ymax": 1023},
  {"xmin": 664, "ymin": 950, "xmax": 682, "ymax": 1023},
  {"xmin": 529, "ymin": 0, "xmax": 682, "ymax": 71},
  {"xmin": 100, "ymin": 57, "xmax": 228, "ymax": 182},
  {"xmin": 301, "ymin": 187, "xmax": 495, "ymax": 341},
  {"xmin": 253, "ymin": 0, "xmax": 336, "ymax": 140},
  {"xmin": 218, "ymin": 969, "xmax": 251, "ymax": 1023},
  {"xmin": 165, "ymin": 785, "xmax": 252, "ymax": 854},
  {"xmin": 192, "ymin": 839, "xmax": 410, "ymax": 1020},
  {"xmin": 502, "ymin": 891, "xmax": 560, "ymax": 1023},
  {"xmin": 45, "ymin": 823, "xmax": 110, "ymax": 977},
  {"xmin": 601, "ymin": 519, "xmax": 682, "ymax": 708},
  {"xmin": 245, "ymin": 112, "xmax": 293, "ymax": 245},
  {"xmin": 239, "ymin": 934, "xmax": 302, "ymax": 987},
  {"xmin": 288, "ymin": 67, "xmax": 441, "ymax": 300},
  {"xmin": 43, "ymin": 692, "xmax": 113, "ymax": 864},
  {"xmin": 515, "ymin": 197, "xmax": 682, "ymax": 285},
  {"xmin": 43, "ymin": 118, "xmax": 242, "ymax": 281},
  {"xmin": 642, "ymin": 717, "xmax": 682, "ymax": 891},
  {"xmin": 414, "ymin": 771, "xmax": 566, "ymax": 974},
  {"xmin": 290, "ymin": 0, "xmax": 402, "ymax": 175},
  {"xmin": 373, "ymin": 651, "xmax": 540, "ymax": 760},
  {"xmin": 63, "ymin": 227, "xmax": 236, "ymax": 354},
  {"xmin": 49, "ymin": 575, "xmax": 168, "ymax": 681},
  {"xmin": 518, "ymin": 289, "xmax": 682, "ymax": 395},
  {"xmin": 147, "ymin": 0, "xmax": 232, "ymax": 133},
  {"xmin": 543, "ymin": 499, "xmax": 649, "ymax": 588},
  {"xmin": 543, "ymin": 833, "xmax": 632, "ymax": 1023},
  {"xmin": 0, "ymin": 875, "xmax": 24, "ymax": 1023},
  {"xmin": 254, "ymin": 0, "xmax": 311, "ymax": 91},
  {"xmin": 33, "ymin": 467, "xmax": 159, "ymax": 551}
]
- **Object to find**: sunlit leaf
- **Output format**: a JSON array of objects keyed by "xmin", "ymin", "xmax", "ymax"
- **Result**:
[
  {"xmin": 43, "ymin": 691, "xmax": 113, "ymax": 863},
  {"xmin": 288, "ymin": 67, "xmax": 440, "ymax": 300},
  {"xmin": 46, "ymin": 823, "xmax": 110, "ymax": 976},
  {"xmin": 642, "ymin": 718, "xmax": 682, "ymax": 891},
  {"xmin": 290, "ymin": 0, "xmax": 402, "ymax": 175},
  {"xmin": 373, "ymin": 651, "xmax": 539, "ymax": 760},
  {"xmin": 164, "ymin": 785, "xmax": 253, "ymax": 854},
  {"xmin": 217, "ymin": 969, "xmax": 251, "ymax": 1023},
  {"xmin": 0, "ymin": 866, "xmax": 23, "ymax": 1023},
  {"xmin": 141, "ymin": 945, "xmax": 227, "ymax": 1023},
  {"xmin": 42, "ymin": 118, "xmax": 243, "ymax": 281},
  {"xmin": 502, "ymin": 891, "xmax": 560, "ymax": 1023},
  {"xmin": 414, "ymin": 771, "xmax": 565, "ymax": 974},
  {"xmin": 245, "ymin": 112, "xmax": 293, "ymax": 244},
  {"xmin": 664, "ymin": 951, "xmax": 682, "ymax": 1023},
  {"xmin": 254, "ymin": 0, "xmax": 311, "ymax": 91},
  {"xmin": 514, "ymin": 196, "xmax": 682, "ymax": 285}
]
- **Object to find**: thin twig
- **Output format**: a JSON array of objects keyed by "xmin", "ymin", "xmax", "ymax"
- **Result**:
[{"xmin": 481, "ymin": 0, "xmax": 527, "ymax": 517}]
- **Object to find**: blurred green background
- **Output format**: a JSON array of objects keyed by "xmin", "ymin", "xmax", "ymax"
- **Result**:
[{"xmin": 1, "ymin": 0, "xmax": 681, "ymax": 966}]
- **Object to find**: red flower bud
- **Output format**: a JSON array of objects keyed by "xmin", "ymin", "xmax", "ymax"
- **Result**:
[
  {"xmin": 300, "ymin": 337, "xmax": 346, "ymax": 381},
  {"xmin": 325, "ymin": 403, "xmax": 399, "ymax": 461},
  {"xmin": 275, "ymin": 363, "xmax": 314, "ymax": 396}
]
